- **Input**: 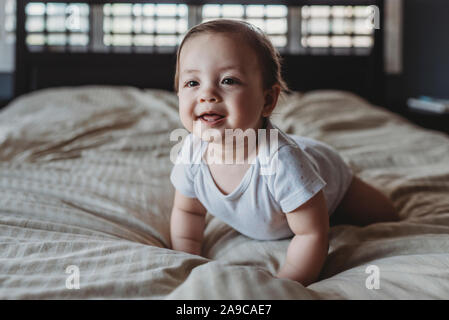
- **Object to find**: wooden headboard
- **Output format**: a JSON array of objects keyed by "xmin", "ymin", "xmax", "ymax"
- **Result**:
[{"xmin": 14, "ymin": 0, "xmax": 385, "ymax": 105}]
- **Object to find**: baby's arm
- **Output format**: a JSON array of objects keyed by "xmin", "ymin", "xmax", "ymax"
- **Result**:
[
  {"xmin": 276, "ymin": 190, "xmax": 329, "ymax": 286},
  {"xmin": 170, "ymin": 190, "xmax": 208, "ymax": 256}
]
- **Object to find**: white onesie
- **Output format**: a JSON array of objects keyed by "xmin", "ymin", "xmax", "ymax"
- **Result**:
[{"xmin": 170, "ymin": 118, "xmax": 353, "ymax": 240}]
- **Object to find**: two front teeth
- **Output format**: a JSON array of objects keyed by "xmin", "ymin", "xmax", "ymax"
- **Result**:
[{"xmin": 199, "ymin": 114, "xmax": 225, "ymax": 122}]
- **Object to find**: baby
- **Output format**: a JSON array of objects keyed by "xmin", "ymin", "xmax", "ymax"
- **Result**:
[{"xmin": 169, "ymin": 19, "xmax": 398, "ymax": 286}]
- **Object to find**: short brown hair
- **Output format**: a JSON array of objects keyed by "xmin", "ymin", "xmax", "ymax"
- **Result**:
[{"xmin": 173, "ymin": 19, "xmax": 289, "ymax": 94}]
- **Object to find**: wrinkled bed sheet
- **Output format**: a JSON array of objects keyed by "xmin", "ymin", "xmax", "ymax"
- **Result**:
[{"xmin": 0, "ymin": 86, "xmax": 448, "ymax": 299}]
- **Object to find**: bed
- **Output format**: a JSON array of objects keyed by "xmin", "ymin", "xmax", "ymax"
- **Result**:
[{"xmin": 1, "ymin": 0, "xmax": 449, "ymax": 299}]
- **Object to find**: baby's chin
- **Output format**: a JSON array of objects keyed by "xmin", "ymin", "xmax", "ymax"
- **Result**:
[
  {"xmin": 191, "ymin": 129, "xmax": 225, "ymax": 144},
  {"xmin": 189, "ymin": 121, "xmax": 264, "ymax": 145},
  {"xmin": 189, "ymin": 120, "xmax": 223, "ymax": 142}
]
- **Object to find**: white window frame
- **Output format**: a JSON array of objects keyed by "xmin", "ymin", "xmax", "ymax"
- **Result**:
[
  {"xmin": 0, "ymin": 1, "xmax": 393, "ymax": 73},
  {"xmin": 0, "ymin": 1, "xmax": 15, "ymax": 72}
]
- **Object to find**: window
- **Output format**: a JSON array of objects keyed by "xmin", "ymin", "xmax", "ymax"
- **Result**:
[
  {"xmin": 0, "ymin": 0, "xmax": 16, "ymax": 71},
  {"xmin": 4, "ymin": 0, "xmax": 15, "ymax": 44},
  {"xmin": 1, "ymin": 1, "xmax": 378, "ymax": 71},
  {"xmin": 301, "ymin": 5, "xmax": 374, "ymax": 54},
  {"xmin": 103, "ymin": 3, "xmax": 188, "ymax": 51},
  {"xmin": 202, "ymin": 4, "xmax": 288, "ymax": 48},
  {"xmin": 24, "ymin": 2, "xmax": 90, "ymax": 50}
]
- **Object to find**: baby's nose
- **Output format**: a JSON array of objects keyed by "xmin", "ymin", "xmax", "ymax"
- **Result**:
[
  {"xmin": 200, "ymin": 96, "xmax": 217, "ymax": 103},
  {"xmin": 199, "ymin": 85, "xmax": 220, "ymax": 103}
]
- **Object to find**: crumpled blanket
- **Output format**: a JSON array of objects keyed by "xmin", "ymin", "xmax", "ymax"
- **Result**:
[{"xmin": 1, "ymin": 86, "xmax": 448, "ymax": 299}]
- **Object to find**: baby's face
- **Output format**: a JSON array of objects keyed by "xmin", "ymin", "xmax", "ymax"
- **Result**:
[{"xmin": 177, "ymin": 32, "xmax": 268, "ymax": 142}]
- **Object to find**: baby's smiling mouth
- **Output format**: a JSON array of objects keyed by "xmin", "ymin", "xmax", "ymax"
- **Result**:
[
  {"xmin": 200, "ymin": 114, "xmax": 224, "ymax": 122},
  {"xmin": 197, "ymin": 112, "xmax": 226, "ymax": 122}
]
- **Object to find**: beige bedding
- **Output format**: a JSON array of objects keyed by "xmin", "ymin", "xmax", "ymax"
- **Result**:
[{"xmin": 1, "ymin": 86, "xmax": 448, "ymax": 299}]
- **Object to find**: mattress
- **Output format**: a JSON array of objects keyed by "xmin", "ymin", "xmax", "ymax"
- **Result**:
[{"xmin": 1, "ymin": 86, "xmax": 448, "ymax": 299}]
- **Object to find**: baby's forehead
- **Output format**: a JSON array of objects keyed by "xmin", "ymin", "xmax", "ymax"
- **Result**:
[
  {"xmin": 180, "ymin": 32, "xmax": 260, "ymax": 69},
  {"xmin": 191, "ymin": 31, "xmax": 248, "ymax": 45}
]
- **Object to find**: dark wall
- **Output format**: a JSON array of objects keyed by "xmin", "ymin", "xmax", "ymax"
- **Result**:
[
  {"xmin": 0, "ymin": 73, "xmax": 13, "ymax": 100},
  {"xmin": 2, "ymin": 1, "xmax": 448, "ymax": 106},
  {"xmin": 386, "ymin": 0, "xmax": 449, "ymax": 109},
  {"xmin": 404, "ymin": 0, "xmax": 449, "ymax": 99}
]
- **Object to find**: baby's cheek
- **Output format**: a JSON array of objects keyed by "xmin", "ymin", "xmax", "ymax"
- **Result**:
[
  {"xmin": 178, "ymin": 109, "xmax": 192, "ymax": 131},
  {"xmin": 181, "ymin": 116, "xmax": 194, "ymax": 133}
]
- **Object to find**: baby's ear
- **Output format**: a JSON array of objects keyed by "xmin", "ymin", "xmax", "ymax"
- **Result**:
[{"xmin": 262, "ymin": 85, "xmax": 281, "ymax": 117}]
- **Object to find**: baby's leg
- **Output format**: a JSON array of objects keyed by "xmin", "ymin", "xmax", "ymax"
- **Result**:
[{"xmin": 330, "ymin": 175, "xmax": 399, "ymax": 227}]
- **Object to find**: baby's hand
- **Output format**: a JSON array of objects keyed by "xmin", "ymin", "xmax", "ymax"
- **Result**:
[
  {"xmin": 275, "ymin": 234, "xmax": 328, "ymax": 286},
  {"xmin": 276, "ymin": 190, "xmax": 329, "ymax": 286},
  {"xmin": 170, "ymin": 190, "xmax": 207, "ymax": 256}
]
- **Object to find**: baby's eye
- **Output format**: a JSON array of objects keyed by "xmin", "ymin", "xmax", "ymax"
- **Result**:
[
  {"xmin": 222, "ymin": 78, "xmax": 237, "ymax": 85},
  {"xmin": 185, "ymin": 80, "xmax": 199, "ymax": 88}
]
